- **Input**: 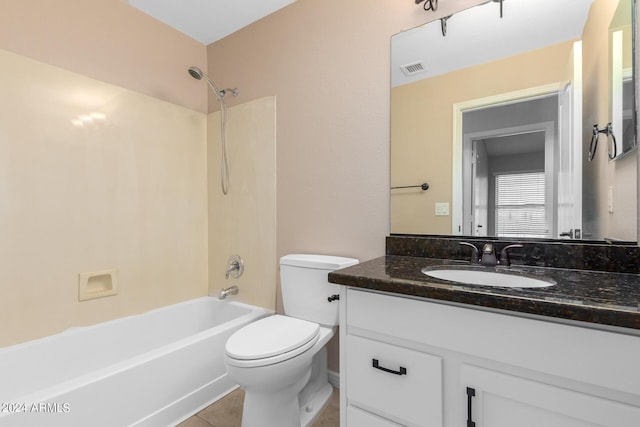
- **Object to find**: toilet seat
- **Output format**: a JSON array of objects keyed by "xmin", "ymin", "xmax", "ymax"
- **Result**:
[{"xmin": 225, "ymin": 315, "xmax": 320, "ymax": 368}]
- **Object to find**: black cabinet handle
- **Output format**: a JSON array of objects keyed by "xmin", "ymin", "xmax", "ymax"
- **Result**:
[
  {"xmin": 372, "ymin": 359, "xmax": 407, "ymax": 376},
  {"xmin": 467, "ymin": 387, "xmax": 476, "ymax": 427},
  {"xmin": 327, "ymin": 294, "xmax": 340, "ymax": 302}
]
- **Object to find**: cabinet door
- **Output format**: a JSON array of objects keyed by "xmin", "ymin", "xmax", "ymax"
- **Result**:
[
  {"xmin": 461, "ymin": 365, "xmax": 640, "ymax": 427},
  {"xmin": 346, "ymin": 335, "xmax": 442, "ymax": 426}
]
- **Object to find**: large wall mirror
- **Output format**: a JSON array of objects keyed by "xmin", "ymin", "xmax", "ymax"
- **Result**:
[
  {"xmin": 391, "ymin": 0, "xmax": 637, "ymax": 242},
  {"xmin": 610, "ymin": 0, "xmax": 636, "ymax": 159}
]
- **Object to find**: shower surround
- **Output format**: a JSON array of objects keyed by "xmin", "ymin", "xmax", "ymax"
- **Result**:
[{"xmin": 0, "ymin": 48, "xmax": 208, "ymax": 347}]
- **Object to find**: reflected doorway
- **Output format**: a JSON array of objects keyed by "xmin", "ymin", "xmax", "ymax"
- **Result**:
[
  {"xmin": 461, "ymin": 95, "xmax": 557, "ymax": 238},
  {"xmin": 464, "ymin": 129, "xmax": 552, "ymax": 237},
  {"xmin": 452, "ymin": 41, "xmax": 582, "ymax": 239}
]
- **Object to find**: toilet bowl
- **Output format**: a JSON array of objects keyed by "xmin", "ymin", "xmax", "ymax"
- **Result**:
[
  {"xmin": 224, "ymin": 316, "xmax": 335, "ymax": 427},
  {"xmin": 223, "ymin": 254, "xmax": 358, "ymax": 427}
]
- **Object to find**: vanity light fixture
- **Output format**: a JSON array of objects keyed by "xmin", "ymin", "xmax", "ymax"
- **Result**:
[
  {"xmin": 420, "ymin": 0, "xmax": 504, "ymax": 38},
  {"xmin": 415, "ymin": 0, "xmax": 438, "ymax": 12},
  {"xmin": 483, "ymin": 0, "xmax": 505, "ymax": 18},
  {"xmin": 441, "ymin": 15, "xmax": 452, "ymax": 36},
  {"xmin": 416, "ymin": 0, "xmax": 504, "ymax": 18}
]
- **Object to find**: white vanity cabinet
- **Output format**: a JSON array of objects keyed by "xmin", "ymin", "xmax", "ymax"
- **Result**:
[{"xmin": 339, "ymin": 288, "xmax": 640, "ymax": 427}]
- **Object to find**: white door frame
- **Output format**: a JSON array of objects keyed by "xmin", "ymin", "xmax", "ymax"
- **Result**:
[{"xmin": 452, "ymin": 83, "xmax": 562, "ymax": 235}]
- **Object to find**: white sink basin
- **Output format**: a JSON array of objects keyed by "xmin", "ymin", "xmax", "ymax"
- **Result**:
[{"xmin": 421, "ymin": 268, "xmax": 555, "ymax": 288}]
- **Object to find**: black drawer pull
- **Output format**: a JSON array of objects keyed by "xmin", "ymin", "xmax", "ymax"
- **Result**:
[
  {"xmin": 466, "ymin": 387, "xmax": 476, "ymax": 427},
  {"xmin": 372, "ymin": 358, "xmax": 407, "ymax": 376}
]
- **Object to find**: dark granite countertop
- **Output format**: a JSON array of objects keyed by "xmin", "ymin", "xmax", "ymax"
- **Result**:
[{"xmin": 328, "ymin": 255, "xmax": 640, "ymax": 333}]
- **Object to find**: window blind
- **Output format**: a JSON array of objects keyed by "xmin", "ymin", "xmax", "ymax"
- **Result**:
[{"xmin": 495, "ymin": 172, "xmax": 549, "ymax": 238}]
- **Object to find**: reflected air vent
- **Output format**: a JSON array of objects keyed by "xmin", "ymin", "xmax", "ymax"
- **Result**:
[{"xmin": 400, "ymin": 60, "xmax": 425, "ymax": 76}]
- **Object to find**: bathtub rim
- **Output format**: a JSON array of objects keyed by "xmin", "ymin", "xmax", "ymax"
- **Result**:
[
  {"xmin": 1, "ymin": 296, "xmax": 272, "ymax": 410},
  {"xmin": 0, "ymin": 296, "xmax": 272, "ymax": 353}
]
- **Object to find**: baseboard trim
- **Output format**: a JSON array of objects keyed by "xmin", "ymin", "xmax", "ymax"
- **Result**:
[{"xmin": 328, "ymin": 370, "xmax": 340, "ymax": 389}]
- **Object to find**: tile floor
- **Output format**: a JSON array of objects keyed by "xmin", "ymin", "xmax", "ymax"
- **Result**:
[{"xmin": 177, "ymin": 387, "xmax": 339, "ymax": 427}]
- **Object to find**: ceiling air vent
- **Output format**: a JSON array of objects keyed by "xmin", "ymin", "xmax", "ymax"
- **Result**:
[{"xmin": 400, "ymin": 60, "xmax": 425, "ymax": 76}]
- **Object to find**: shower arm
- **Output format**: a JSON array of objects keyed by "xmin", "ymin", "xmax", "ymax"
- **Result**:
[{"xmin": 220, "ymin": 88, "xmax": 239, "ymax": 98}]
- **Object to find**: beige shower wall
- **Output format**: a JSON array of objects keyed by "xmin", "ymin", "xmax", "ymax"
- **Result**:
[
  {"xmin": 0, "ymin": 0, "xmax": 210, "ymax": 348},
  {"xmin": 207, "ymin": 97, "xmax": 277, "ymax": 311},
  {"xmin": 0, "ymin": 49, "xmax": 208, "ymax": 347}
]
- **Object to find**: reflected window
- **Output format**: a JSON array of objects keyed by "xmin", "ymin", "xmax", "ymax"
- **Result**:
[{"xmin": 495, "ymin": 172, "xmax": 550, "ymax": 238}]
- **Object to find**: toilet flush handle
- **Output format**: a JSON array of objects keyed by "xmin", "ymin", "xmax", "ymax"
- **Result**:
[{"xmin": 327, "ymin": 294, "xmax": 340, "ymax": 302}]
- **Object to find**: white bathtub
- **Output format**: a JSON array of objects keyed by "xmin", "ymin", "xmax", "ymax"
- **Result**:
[{"xmin": 0, "ymin": 297, "xmax": 270, "ymax": 427}]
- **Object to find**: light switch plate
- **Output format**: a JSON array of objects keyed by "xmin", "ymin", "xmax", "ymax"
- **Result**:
[{"xmin": 435, "ymin": 202, "xmax": 449, "ymax": 216}]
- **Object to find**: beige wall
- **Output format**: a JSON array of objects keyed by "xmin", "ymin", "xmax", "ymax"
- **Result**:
[
  {"xmin": 206, "ymin": 0, "xmax": 485, "ymax": 261},
  {"xmin": 582, "ymin": 0, "xmax": 637, "ymax": 240},
  {"xmin": 206, "ymin": 0, "xmax": 486, "ymax": 372},
  {"xmin": 207, "ymin": 97, "xmax": 277, "ymax": 311},
  {"xmin": 0, "ymin": 0, "xmax": 278, "ymax": 348},
  {"xmin": 391, "ymin": 41, "xmax": 573, "ymax": 234},
  {"xmin": 5, "ymin": 0, "xmax": 635, "ymax": 379},
  {"xmin": 0, "ymin": 1, "xmax": 211, "ymax": 347},
  {"xmin": 0, "ymin": 0, "xmax": 208, "ymax": 113},
  {"xmin": 0, "ymin": 49, "xmax": 208, "ymax": 346}
]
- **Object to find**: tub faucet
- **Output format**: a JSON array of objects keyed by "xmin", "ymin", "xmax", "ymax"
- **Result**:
[{"xmin": 219, "ymin": 285, "xmax": 239, "ymax": 300}]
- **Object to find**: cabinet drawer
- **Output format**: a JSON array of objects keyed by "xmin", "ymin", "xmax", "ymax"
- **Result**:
[
  {"xmin": 346, "ymin": 335, "xmax": 442, "ymax": 426},
  {"xmin": 347, "ymin": 405, "xmax": 402, "ymax": 427}
]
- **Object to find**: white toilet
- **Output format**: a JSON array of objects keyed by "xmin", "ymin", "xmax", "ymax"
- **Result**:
[{"xmin": 224, "ymin": 254, "xmax": 358, "ymax": 427}]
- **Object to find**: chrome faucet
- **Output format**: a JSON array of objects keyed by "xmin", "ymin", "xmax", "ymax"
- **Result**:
[
  {"xmin": 225, "ymin": 254, "xmax": 244, "ymax": 279},
  {"xmin": 459, "ymin": 242, "xmax": 523, "ymax": 267},
  {"xmin": 219, "ymin": 285, "xmax": 239, "ymax": 300},
  {"xmin": 459, "ymin": 242, "xmax": 480, "ymax": 263},
  {"xmin": 480, "ymin": 243, "xmax": 497, "ymax": 266},
  {"xmin": 498, "ymin": 244, "xmax": 524, "ymax": 266}
]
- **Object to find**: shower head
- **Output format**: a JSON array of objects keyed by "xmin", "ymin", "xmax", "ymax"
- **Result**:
[
  {"xmin": 188, "ymin": 66, "xmax": 239, "ymax": 104},
  {"xmin": 188, "ymin": 66, "xmax": 204, "ymax": 80},
  {"xmin": 188, "ymin": 65, "xmax": 225, "ymax": 103}
]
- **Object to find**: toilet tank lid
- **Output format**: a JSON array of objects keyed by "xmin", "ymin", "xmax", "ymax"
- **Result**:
[{"xmin": 280, "ymin": 254, "xmax": 359, "ymax": 270}]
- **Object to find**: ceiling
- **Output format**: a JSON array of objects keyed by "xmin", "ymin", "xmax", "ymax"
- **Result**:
[
  {"xmin": 391, "ymin": 0, "xmax": 594, "ymax": 87},
  {"xmin": 483, "ymin": 132, "xmax": 545, "ymax": 157},
  {"xmin": 127, "ymin": 0, "xmax": 297, "ymax": 45}
]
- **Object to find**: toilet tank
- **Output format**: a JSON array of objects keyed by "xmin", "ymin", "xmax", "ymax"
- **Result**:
[{"xmin": 280, "ymin": 254, "xmax": 359, "ymax": 326}]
